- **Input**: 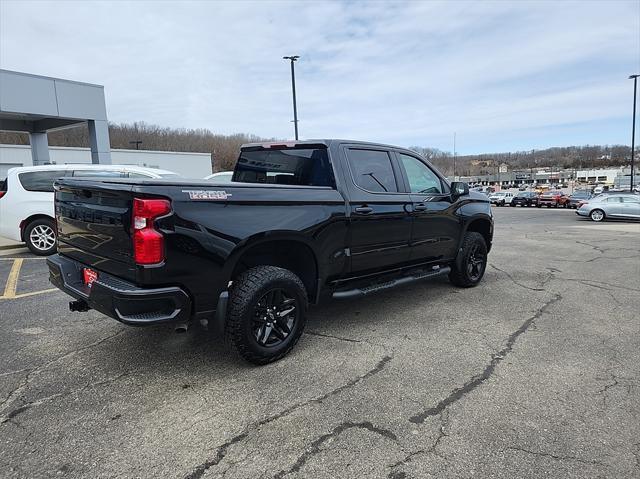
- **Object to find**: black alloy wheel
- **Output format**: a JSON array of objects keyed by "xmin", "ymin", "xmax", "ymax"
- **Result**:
[
  {"xmin": 449, "ymin": 232, "xmax": 488, "ymax": 287},
  {"xmin": 252, "ymin": 289, "xmax": 297, "ymax": 347},
  {"xmin": 466, "ymin": 242, "xmax": 486, "ymax": 282}
]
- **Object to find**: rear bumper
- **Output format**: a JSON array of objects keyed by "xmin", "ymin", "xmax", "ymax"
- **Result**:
[{"xmin": 47, "ymin": 254, "xmax": 191, "ymax": 325}]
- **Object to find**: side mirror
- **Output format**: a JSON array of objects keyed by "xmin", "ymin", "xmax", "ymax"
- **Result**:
[{"xmin": 451, "ymin": 181, "xmax": 469, "ymax": 198}]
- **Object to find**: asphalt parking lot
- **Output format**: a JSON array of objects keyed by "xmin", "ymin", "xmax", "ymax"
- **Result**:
[{"xmin": 1, "ymin": 207, "xmax": 639, "ymax": 479}]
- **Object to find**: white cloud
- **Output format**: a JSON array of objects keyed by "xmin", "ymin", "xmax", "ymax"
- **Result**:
[{"xmin": 1, "ymin": 0, "xmax": 638, "ymax": 153}]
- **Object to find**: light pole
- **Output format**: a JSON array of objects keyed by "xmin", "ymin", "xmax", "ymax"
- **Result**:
[
  {"xmin": 453, "ymin": 132, "xmax": 456, "ymax": 178},
  {"xmin": 531, "ymin": 149, "xmax": 536, "ymax": 190},
  {"xmin": 283, "ymin": 55, "xmax": 300, "ymax": 140},
  {"xmin": 629, "ymin": 74, "xmax": 639, "ymax": 192}
]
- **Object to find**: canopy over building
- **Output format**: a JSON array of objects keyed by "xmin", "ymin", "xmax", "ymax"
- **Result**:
[{"xmin": 0, "ymin": 69, "xmax": 111, "ymax": 165}]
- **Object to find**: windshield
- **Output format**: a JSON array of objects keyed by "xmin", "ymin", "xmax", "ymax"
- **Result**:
[{"xmin": 234, "ymin": 147, "xmax": 334, "ymax": 187}]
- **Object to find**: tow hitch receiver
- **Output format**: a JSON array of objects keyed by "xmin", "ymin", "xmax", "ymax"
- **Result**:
[{"xmin": 69, "ymin": 299, "xmax": 91, "ymax": 312}]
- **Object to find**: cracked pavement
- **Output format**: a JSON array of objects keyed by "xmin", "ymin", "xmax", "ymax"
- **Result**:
[{"xmin": 1, "ymin": 208, "xmax": 639, "ymax": 478}]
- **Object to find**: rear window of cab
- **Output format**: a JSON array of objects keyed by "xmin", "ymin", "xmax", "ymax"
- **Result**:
[{"xmin": 234, "ymin": 147, "xmax": 335, "ymax": 187}]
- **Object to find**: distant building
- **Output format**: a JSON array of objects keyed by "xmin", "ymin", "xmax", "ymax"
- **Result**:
[
  {"xmin": 498, "ymin": 163, "xmax": 508, "ymax": 173},
  {"xmin": 613, "ymin": 173, "xmax": 638, "ymax": 189},
  {"xmin": 575, "ymin": 167, "xmax": 627, "ymax": 185}
]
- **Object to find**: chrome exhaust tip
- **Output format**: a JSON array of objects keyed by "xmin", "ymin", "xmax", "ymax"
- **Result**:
[{"xmin": 174, "ymin": 323, "xmax": 189, "ymax": 334}]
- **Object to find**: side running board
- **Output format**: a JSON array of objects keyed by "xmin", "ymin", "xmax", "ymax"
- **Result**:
[{"xmin": 332, "ymin": 266, "xmax": 451, "ymax": 299}]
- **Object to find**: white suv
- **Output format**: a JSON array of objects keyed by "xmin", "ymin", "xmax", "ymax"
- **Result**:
[
  {"xmin": 488, "ymin": 191, "xmax": 515, "ymax": 206},
  {"xmin": 0, "ymin": 164, "xmax": 179, "ymax": 255}
]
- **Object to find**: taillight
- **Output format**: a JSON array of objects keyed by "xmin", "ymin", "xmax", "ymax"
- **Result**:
[
  {"xmin": 132, "ymin": 198, "xmax": 171, "ymax": 265},
  {"xmin": 0, "ymin": 192, "xmax": 5, "ymax": 199}
]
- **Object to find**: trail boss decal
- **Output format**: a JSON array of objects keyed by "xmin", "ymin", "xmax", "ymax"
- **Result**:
[{"xmin": 183, "ymin": 190, "xmax": 232, "ymax": 200}]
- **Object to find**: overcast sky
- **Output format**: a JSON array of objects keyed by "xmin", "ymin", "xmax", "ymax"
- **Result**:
[{"xmin": 1, "ymin": 0, "xmax": 639, "ymax": 154}]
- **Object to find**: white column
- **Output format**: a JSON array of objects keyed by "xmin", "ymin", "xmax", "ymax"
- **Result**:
[
  {"xmin": 29, "ymin": 132, "xmax": 50, "ymax": 166},
  {"xmin": 88, "ymin": 120, "xmax": 111, "ymax": 164}
]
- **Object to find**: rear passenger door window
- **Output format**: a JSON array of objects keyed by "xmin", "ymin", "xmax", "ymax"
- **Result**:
[
  {"xmin": 19, "ymin": 170, "xmax": 68, "ymax": 192},
  {"xmin": 346, "ymin": 149, "xmax": 398, "ymax": 193}
]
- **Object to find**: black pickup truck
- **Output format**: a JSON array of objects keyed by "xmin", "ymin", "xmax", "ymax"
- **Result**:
[{"xmin": 47, "ymin": 140, "xmax": 493, "ymax": 364}]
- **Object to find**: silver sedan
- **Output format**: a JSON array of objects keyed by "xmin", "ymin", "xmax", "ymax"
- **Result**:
[{"xmin": 576, "ymin": 194, "xmax": 640, "ymax": 222}]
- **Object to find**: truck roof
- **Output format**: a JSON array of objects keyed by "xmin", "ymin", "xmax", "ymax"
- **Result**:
[{"xmin": 240, "ymin": 139, "xmax": 411, "ymax": 151}]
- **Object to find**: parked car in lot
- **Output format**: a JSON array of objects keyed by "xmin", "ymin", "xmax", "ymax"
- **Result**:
[
  {"xmin": 566, "ymin": 190, "xmax": 591, "ymax": 209},
  {"xmin": 537, "ymin": 190, "xmax": 569, "ymax": 208},
  {"xmin": 204, "ymin": 171, "xmax": 234, "ymax": 183},
  {"xmin": 471, "ymin": 186, "xmax": 495, "ymax": 195},
  {"xmin": 577, "ymin": 193, "xmax": 640, "ymax": 222},
  {"xmin": 0, "ymin": 164, "xmax": 179, "ymax": 255},
  {"xmin": 47, "ymin": 139, "xmax": 493, "ymax": 364},
  {"xmin": 488, "ymin": 191, "xmax": 514, "ymax": 206},
  {"xmin": 511, "ymin": 191, "xmax": 538, "ymax": 207}
]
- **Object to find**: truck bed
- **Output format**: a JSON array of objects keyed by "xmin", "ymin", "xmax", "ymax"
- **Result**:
[{"xmin": 53, "ymin": 176, "xmax": 347, "ymax": 315}]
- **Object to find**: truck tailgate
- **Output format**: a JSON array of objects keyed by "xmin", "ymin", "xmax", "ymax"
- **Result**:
[{"xmin": 55, "ymin": 179, "xmax": 137, "ymax": 279}]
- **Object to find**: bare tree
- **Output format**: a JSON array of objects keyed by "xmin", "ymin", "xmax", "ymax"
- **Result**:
[{"xmin": 0, "ymin": 125, "xmax": 631, "ymax": 174}]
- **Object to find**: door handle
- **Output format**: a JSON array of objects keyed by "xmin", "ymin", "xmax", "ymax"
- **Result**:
[
  {"xmin": 414, "ymin": 203, "xmax": 427, "ymax": 212},
  {"xmin": 354, "ymin": 206, "xmax": 373, "ymax": 215}
]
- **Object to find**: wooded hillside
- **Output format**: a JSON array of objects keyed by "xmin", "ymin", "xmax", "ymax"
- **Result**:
[
  {"xmin": 410, "ymin": 145, "xmax": 631, "ymax": 176},
  {"xmin": 0, "ymin": 122, "xmax": 270, "ymax": 172},
  {"xmin": 0, "ymin": 122, "xmax": 631, "ymax": 175}
]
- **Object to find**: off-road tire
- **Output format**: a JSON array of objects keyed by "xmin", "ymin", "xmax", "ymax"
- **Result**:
[
  {"xmin": 225, "ymin": 266, "xmax": 308, "ymax": 365},
  {"xmin": 24, "ymin": 218, "xmax": 57, "ymax": 256},
  {"xmin": 449, "ymin": 232, "xmax": 488, "ymax": 288}
]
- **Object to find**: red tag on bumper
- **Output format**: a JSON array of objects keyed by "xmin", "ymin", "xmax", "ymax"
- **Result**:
[{"xmin": 83, "ymin": 268, "xmax": 98, "ymax": 287}]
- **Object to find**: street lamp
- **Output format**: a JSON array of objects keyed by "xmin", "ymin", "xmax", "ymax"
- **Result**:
[
  {"xmin": 283, "ymin": 55, "xmax": 300, "ymax": 140},
  {"xmin": 453, "ymin": 132, "xmax": 456, "ymax": 178},
  {"xmin": 629, "ymin": 74, "xmax": 639, "ymax": 192}
]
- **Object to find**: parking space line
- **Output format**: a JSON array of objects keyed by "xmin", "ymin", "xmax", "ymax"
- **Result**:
[
  {"xmin": 2, "ymin": 259, "xmax": 23, "ymax": 299},
  {"xmin": 9, "ymin": 288, "xmax": 58, "ymax": 299},
  {"xmin": 0, "ymin": 258, "xmax": 57, "ymax": 300},
  {"xmin": 0, "ymin": 257, "xmax": 47, "ymax": 261}
]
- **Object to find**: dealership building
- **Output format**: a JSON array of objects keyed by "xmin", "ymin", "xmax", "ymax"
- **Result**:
[
  {"xmin": 0, "ymin": 69, "xmax": 212, "ymax": 178},
  {"xmin": 459, "ymin": 166, "xmax": 631, "ymax": 188}
]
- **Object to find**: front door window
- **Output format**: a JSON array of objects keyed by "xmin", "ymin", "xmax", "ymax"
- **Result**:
[{"xmin": 397, "ymin": 154, "xmax": 442, "ymax": 194}]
